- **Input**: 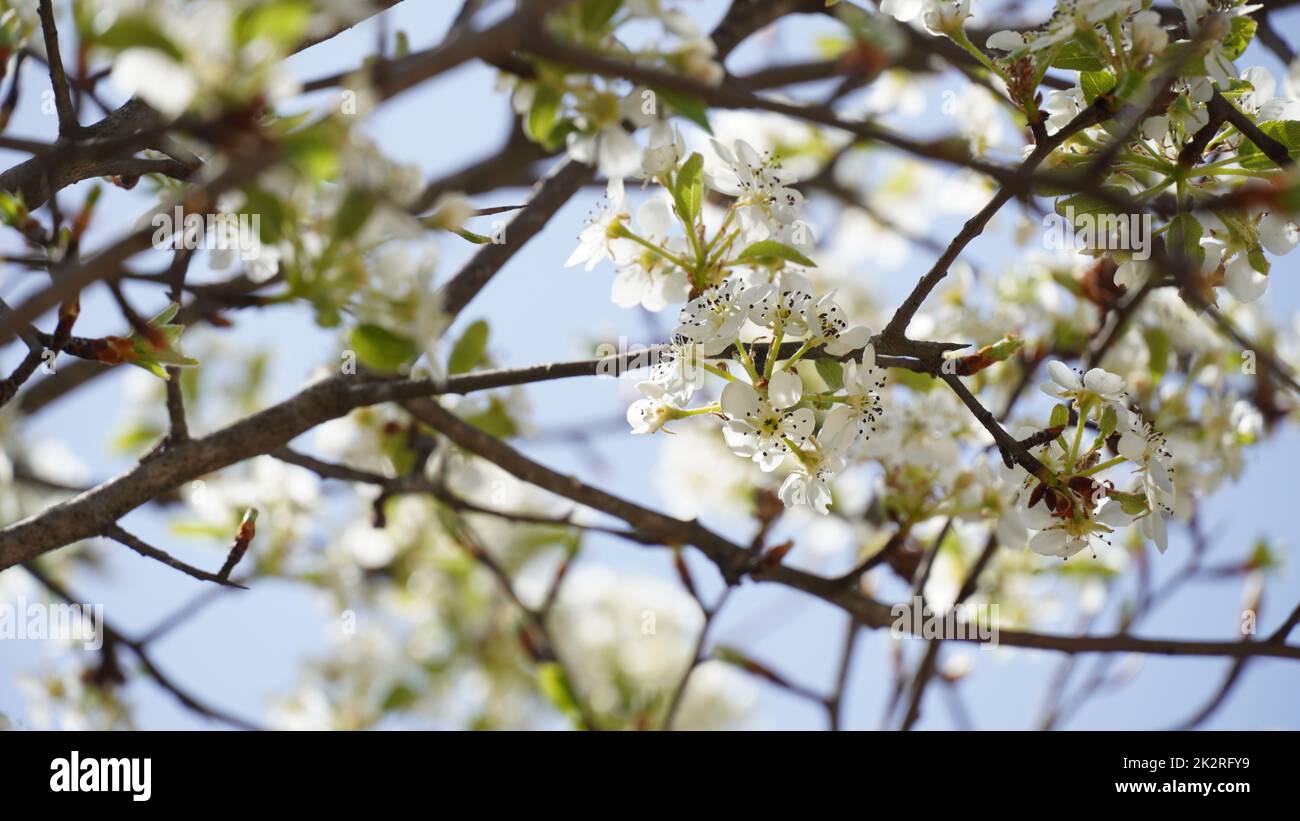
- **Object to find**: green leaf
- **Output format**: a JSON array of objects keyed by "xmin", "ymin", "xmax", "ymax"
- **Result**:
[
  {"xmin": 1222, "ymin": 16, "xmax": 1257, "ymax": 61},
  {"xmin": 465, "ymin": 398, "xmax": 518, "ymax": 438},
  {"xmin": 1050, "ymin": 38, "xmax": 1109, "ymax": 72},
  {"xmin": 95, "ymin": 15, "xmax": 184, "ymax": 61},
  {"xmin": 1049, "ymin": 403, "xmax": 1070, "ymax": 429},
  {"xmin": 1098, "ymin": 404, "xmax": 1118, "ymax": 442},
  {"xmin": 526, "ymin": 84, "xmax": 565, "ymax": 145},
  {"xmin": 815, "ymin": 358, "xmax": 844, "ymax": 391},
  {"xmin": 672, "ymin": 152, "xmax": 704, "ymax": 225},
  {"xmin": 333, "ymin": 189, "xmax": 375, "ymax": 239},
  {"xmin": 448, "ymin": 320, "xmax": 490, "ymax": 375},
  {"xmin": 537, "ymin": 662, "xmax": 585, "ymax": 726},
  {"xmin": 1165, "ymin": 213, "xmax": 1204, "ymax": 271},
  {"xmin": 349, "ymin": 324, "xmax": 419, "ymax": 373},
  {"xmin": 653, "ymin": 86, "xmax": 712, "ymax": 134},
  {"xmin": 1054, "ymin": 186, "xmax": 1134, "ymax": 224},
  {"xmin": 381, "ymin": 684, "xmax": 418, "ymax": 711},
  {"xmin": 1237, "ymin": 120, "xmax": 1300, "ymax": 170},
  {"xmin": 235, "ymin": 0, "xmax": 311, "ymax": 47},
  {"xmin": 1079, "ymin": 70, "xmax": 1116, "ymax": 104},
  {"xmin": 579, "ymin": 0, "xmax": 622, "ymax": 30},
  {"xmin": 1142, "ymin": 327, "xmax": 1170, "ymax": 380},
  {"xmin": 735, "ymin": 239, "xmax": 817, "ymax": 268}
]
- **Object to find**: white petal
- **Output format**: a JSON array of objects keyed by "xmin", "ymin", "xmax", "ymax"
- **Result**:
[
  {"xmin": 1117, "ymin": 430, "xmax": 1146, "ymax": 463},
  {"xmin": 1148, "ymin": 457, "xmax": 1174, "ymax": 494},
  {"xmin": 768, "ymin": 370, "xmax": 803, "ymax": 410},
  {"xmin": 637, "ymin": 197, "xmax": 672, "ymax": 239},
  {"xmin": 986, "ymin": 30, "xmax": 1025, "ymax": 50},
  {"xmin": 1259, "ymin": 212, "xmax": 1298, "ymax": 255},
  {"xmin": 721, "ymin": 381, "xmax": 762, "ymax": 420},
  {"xmin": 722, "ymin": 421, "xmax": 757, "ymax": 456},
  {"xmin": 1030, "ymin": 529, "xmax": 1069, "ymax": 556},
  {"xmin": 1225, "ymin": 255, "xmax": 1268, "ymax": 303},
  {"xmin": 597, "ymin": 127, "xmax": 641, "ymax": 180},
  {"xmin": 819, "ymin": 406, "xmax": 856, "ymax": 452},
  {"xmin": 111, "ymin": 49, "xmax": 196, "ymax": 118},
  {"xmin": 1047, "ymin": 360, "xmax": 1080, "ymax": 390},
  {"xmin": 782, "ymin": 408, "xmax": 815, "ymax": 445},
  {"xmin": 610, "ymin": 266, "xmax": 648, "ymax": 307},
  {"xmin": 1083, "ymin": 368, "xmax": 1125, "ymax": 397}
]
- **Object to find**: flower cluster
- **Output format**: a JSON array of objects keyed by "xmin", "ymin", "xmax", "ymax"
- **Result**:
[
  {"xmin": 1017, "ymin": 362, "xmax": 1176, "ymax": 558},
  {"xmin": 567, "ymin": 127, "xmax": 890, "ymax": 515}
]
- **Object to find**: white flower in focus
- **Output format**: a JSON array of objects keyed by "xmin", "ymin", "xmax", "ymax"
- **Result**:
[
  {"xmin": 819, "ymin": 344, "xmax": 886, "ymax": 451},
  {"xmin": 565, "ymin": 178, "xmax": 628, "ymax": 271},
  {"xmin": 648, "ymin": 336, "xmax": 707, "ymax": 404},
  {"xmin": 609, "ymin": 197, "xmax": 690, "ymax": 311},
  {"xmin": 721, "ymin": 378, "xmax": 813, "ymax": 472},
  {"xmin": 1024, "ymin": 499, "xmax": 1132, "ymax": 559},
  {"xmin": 1041, "ymin": 361, "xmax": 1128, "ymax": 407},
  {"xmin": 804, "ymin": 291, "xmax": 872, "ymax": 356},
  {"xmin": 746, "ymin": 270, "xmax": 814, "ymax": 336},
  {"xmin": 627, "ymin": 382, "xmax": 680, "ymax": 435},
  {"xmin": 641, "ymin": 122, "xmax": 686, "ymax": 178},
  {"xmin": 674, "ymin": 278, "xmax": 749, "ymax": 355},
  {"xmin": 778, "ymin": 447, "xmax": 845, "ymax": 515},
  {"xmin": 708, "ymin": 139, "xmax": 803, "ymax": 240}
]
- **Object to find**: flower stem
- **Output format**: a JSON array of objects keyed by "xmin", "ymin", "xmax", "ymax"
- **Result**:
[
  {"xmin": 781, "ymin": 339, "xmax": 816, "ymax": 371},
  {"xmin": 1078, "ymin": 455, "xmax": 1126, "ymax": 477},
  {"xmin": 703, "ymin": 362, "xmax": 737, "ymax": 382},
  {"xmin": 764, "ymin": 324, "xmax": 783, "ymax": 382},
  {"xmin": 1068, "ymin": 399, "xmax": 1091, "ymax": 470}
]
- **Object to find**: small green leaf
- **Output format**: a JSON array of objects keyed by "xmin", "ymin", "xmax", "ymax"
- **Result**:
[
  {"xmin": 1049, "ymin": 403, "xmax": 1070, "ymax": 429},
  {"xmin": 1079, "ymin": 70, "xmax": 1116, "ymax": 104},
  {"xmin": 448, "ymin": 320, "xmax": 490, "ymax": 375},
  {"xmin": 1237, "ymin": 120, "xmax": 1300, "ymax": 170},
  {"xmin": 526, "ymin": 84, "xmax": 565, "ymax": 145},
  {"xmin": 735, "ymin": 239, "xmax": 817, "ymax": 268},
  {"xmin": 672, "ymin": 152, "xmax": 704, "ymax": 225},
  {"xmin": 1222, "ymin": 16, "xmax": 1257, "ymax": 61},
  {"xmin": 1142, "ymin": 327, "xmax": 1171, "ymax": 380},
  {"xmin": 333, "ymin": 189, "xmax": 375, "ymax": 239},
  {"xmin": 1165, "ymin": 213, "xmax": 1204, "ymax": 271},
  {"xmin": 235, "ymin": 0, "xmax": 311, "ymax": 47},
  {"xmin": 350, "ymin": 324, "xmax": 418, "ymax": 373},
  {"xmin": 654, "ymin": 86, "xmax": 712, "ymax": 134},
  {"xmin": 95, "ymin": 15, "xmax": 184, "ymax": 61},
  {"xmin": 1050, "ymin": 38, "xmax": 1109, "ymax": 72},
  {"xmin": 465, "ymin": 398, "xmax": 518, "ymax": 438},
  {"xmin": 815, "ymin": 358, "xmax": 844, "ymax": 391}
]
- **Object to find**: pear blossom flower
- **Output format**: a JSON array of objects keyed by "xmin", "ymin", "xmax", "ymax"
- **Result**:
[
  {"xmin": 565, "ymin": 178, "xmax": 628, "ymax": 271},
  {"xmin": 627, "ymin": 382, "xmax": 680, "ymax": 435},
  {"xmin": 1041, "ymin": 361, "xmax": 1128, "ymax": 408},
  {"xmin": 675, "ymin": 278, "xmax": 750, "ymax": 355},
  {"xmin": 819, "ymin": 344, "xmax": 886, "ymax": 451},
  {"xmin": 648, "ymin": 336, "xmax": 707, "ymax": 404},
  {"xmin": 805, "ymin": 291, "xmax": 873, "ymax": 356},
  {"xmin": 708, "ymin": 139, "xmax": 803, "ymax": 240},
  {"xmin": 778, "ymin": 447, "xmax": 846, "ymax": 515},
  {"xmin": 1024, "ymin": 499, "xmax": 1133, "ymax": 559},
  {"xmin": 746, "ymin": 271, "xmax": 814, "ymax": 336},
  {"xmin": 721, "ymin": 378, "xmax": 813, "ymax": 472},
  {"xmin": 609, "ymin": 197, "xmax": 690, "ymax": 311}
]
